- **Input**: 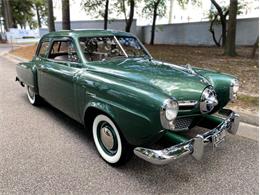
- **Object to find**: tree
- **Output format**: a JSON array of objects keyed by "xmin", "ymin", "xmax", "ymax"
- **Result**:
[
  {"xmin": 224, "ymin": 0, "xmax": 237, "ymax": 56},
  {"xmin": 62, "ymin": 0, "xmax": 70, "ymax": 30},
  {"xmin": 209, "ymin": 0, "xmax": 229, "ymax": 47},
  {"xmin": 209, "ymin": 0, "xmax": 245, "ymax": 47},
  {"xmin": 82, "ymin": 0, "xmax": 110, "ymax": 30},
  {"xmin": 46, "ymin": 0, "xmax": 55, "ymax": 32},
  {"xmin": 32, "ymin": 0, "xmax": 47, "ymax": 28},
  {"xmin": 2, "ymin": 0, "xmax": 15, "ymax": 31},
  {"xmin": 10, "ymin": 0, "xmax": 36, "ymax": 29},
  {"xmin": 115, "ymin": 0, "xmax": 136, "ymax": 32},
  {"xmin": 143, "ymin": 0, "xmax": 166, "ymax": 45}
]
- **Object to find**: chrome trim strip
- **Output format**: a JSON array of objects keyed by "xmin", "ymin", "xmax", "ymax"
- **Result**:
[
  {"xmin": 134, "ymin": 109, "xmax": 239, "ymax": 165},
  {"xmin": 178, "ymin": 100, "xmax": 198, "ymax": 107},
  {"xmin": 113, "ymin": 36, "xmax": 128, "ymax": 58}
]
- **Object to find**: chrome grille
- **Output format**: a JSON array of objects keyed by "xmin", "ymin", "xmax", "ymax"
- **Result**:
[{"xmin": 175, "ymin": 117, "xmax": 193, "ymax": 130}]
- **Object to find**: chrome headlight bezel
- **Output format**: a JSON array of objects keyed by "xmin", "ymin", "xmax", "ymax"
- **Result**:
[
  {"xmin": 200, "ymin": 86, "xmax": 218, "ymax": 114},
  {"xmin": 230, "ymin": 79, "xmax": 239, "ymax": 101},
  {"xmin": 160, "ymin": 99, "xmax": 179, "ymax": 130}
]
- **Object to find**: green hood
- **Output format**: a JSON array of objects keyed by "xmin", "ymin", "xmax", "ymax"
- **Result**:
[{"xmin": 88, "ymin": 58, "xmax": 210, "ymax": 101}]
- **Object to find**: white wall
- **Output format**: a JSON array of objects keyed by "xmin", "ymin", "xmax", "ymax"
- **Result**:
[
  {"xmin": 39, "ymin": 18, "xmax": 259, "ymax": 46},
  {"xmin": 141, "ymin": 18, "xmax": 259, "ymax": 46}
]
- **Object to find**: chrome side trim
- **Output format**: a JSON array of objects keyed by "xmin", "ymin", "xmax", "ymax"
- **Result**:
[{"xmin": 134, "ymin": 109, "xmax": 239, "ymax": 165}]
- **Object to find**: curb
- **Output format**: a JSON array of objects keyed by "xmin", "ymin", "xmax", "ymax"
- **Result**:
[
  {"xmin": 238, "ymin": 112, "xmax": 259, "ymax": 126},
  {"xmin": 4, "ymin": 53, "xmax": 29, "ymax": 63},
  {"xmin": 237, "ymin": 122, "xmax": 259, "ymax": 141}
]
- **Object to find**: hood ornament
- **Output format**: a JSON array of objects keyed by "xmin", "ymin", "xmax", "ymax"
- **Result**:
[{"xmin": 184, "ymin": 64, "xmax": 196, "ymax": 75}]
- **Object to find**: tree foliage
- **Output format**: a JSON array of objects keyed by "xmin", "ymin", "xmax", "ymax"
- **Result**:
[
  {"xmin": 32, "ymin": 0, "xmax": 48, "ymax": 28},
  {"xmin": 0, "ymin": 0, "xmax": 47, "ymax": 30},
  {"xmin": 81, "ymin": 0, "xmax": 110, "ymax": 30},
  {"xmin": 10, "ymin": 0, "xmax": 35, "ymax": 29}
]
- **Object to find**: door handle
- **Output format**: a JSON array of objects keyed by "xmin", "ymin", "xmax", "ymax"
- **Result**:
[{"xmin": 39, "ymin": 65, "xmax": 48, "ymax": 72}]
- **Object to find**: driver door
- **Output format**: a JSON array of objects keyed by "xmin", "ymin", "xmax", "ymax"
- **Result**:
[{"xmin": 37, "ymin": 37, "xmax": 82, "ymax": 120}]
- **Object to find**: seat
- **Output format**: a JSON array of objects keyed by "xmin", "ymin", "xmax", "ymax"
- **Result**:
[{"xmin": 54, "ymin": 55, "xmax": 68, "ymax": 61}]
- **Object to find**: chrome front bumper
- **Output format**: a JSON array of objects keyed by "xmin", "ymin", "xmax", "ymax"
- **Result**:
[{"xmin": 134, "ymin": 109, "xmax": 240, "ymax": 165}]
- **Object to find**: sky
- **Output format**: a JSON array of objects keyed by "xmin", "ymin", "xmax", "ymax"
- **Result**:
[{"xmin": 52, "ymin": 0, "xmax": 259, "ymax": 26}]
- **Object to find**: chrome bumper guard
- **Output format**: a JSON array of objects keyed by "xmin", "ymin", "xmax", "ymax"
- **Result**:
[{"xmin": 134, "ymin": 109, "xmax": 240, "ymax": 165}]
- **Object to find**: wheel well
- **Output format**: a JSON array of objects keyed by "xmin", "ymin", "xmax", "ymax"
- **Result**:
[{"xmin": 84, "ymin": 107, "xmax": 106, "ymax": 131}]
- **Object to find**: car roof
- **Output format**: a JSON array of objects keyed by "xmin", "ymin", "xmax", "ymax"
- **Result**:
[{"xmin": 42, "ymin": 29, "xmax": 134, "ymax": 39}]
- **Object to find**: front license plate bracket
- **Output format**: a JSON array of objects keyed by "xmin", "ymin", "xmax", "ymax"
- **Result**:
[{"xmin": 212, "ymin": 130, "xmax": 226, "ymax": 148}]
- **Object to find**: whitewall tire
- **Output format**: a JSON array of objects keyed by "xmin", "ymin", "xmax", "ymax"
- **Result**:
[
  {"xmin": 26, "ymin": 85, "xmax": 40, "ymax": 105},
  {"xmin": 92, "ymin": 114, "xmax": 132, "ymax": 165}
]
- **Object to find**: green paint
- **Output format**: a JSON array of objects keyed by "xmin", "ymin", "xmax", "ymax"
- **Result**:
[{"xmin": 16, "ymin": 30, "xmax": 238, "ymax": 146}]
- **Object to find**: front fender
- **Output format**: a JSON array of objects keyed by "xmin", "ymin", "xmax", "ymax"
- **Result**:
[
  {"xmin": 194, "ymin": 67, "xmax": 237, "ymax": 109},
  {"xmin": 83, "ymin": 97, "xmax": 164, "ymax": 146}
]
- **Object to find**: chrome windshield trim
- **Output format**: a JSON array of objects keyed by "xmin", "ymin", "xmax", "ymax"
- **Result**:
[{"xmin": 113, "ymin": 36, "xmax": 128, "ymax": 58}]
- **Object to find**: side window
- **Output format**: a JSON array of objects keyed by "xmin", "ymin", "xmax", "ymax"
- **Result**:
[
  {"xmin": 38, "ymin": 41, "xmax": 49, "ymax": 58},
  {"xmin": 48, "ymin": 40, "xmax": 79, "ymax": 63}
]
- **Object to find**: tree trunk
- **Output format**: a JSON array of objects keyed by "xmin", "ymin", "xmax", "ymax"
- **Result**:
[
  {"xmin": 104, "ymin": 0, "xmax": 109, "ymax": 30},
  {"xmin": 47, "ymin": 0, "xmax": 55, "ymax": 32},
  {"xmin": 2, "ymin": 0, "xmax": 14, "ymax": 31},
  {"xmin": 221, "ymin": 18, "xmax": 226, "ymax": 47},
  {"xmin": 1, "ymin": 0, "xmax": 8, "ymax": 31},
  {"xmin": 210, "ymin": 0, "xmax": 228, "ymax": 47},
  {"xmin": 62, "ymin": 0, "xmax": 70, "ymax": 30},
  {"xmin": 224, "ymin": 0, "xmax": 238, "ymax": 56},
  {"xmin": 150, "ymin": 0, "xmax": 160, "ymax": 45},
  {"xmin": 125, "ymin": 0, "xmax": 135, "ymax": 32},
  {"xmin": 251, "ymin": 36, "xmax": 259, "ymax": 58},
  {"xmin": 35, "ymin": 4, "xmax": 42, "ymax": 28},
  {"xmin": 209, "ymin": 14, "xmax": 221, "ymax": 47}
]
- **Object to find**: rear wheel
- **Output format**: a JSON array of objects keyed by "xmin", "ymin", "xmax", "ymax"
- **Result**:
[
  {"xmin": 26, "ymin": 85, "xmax": 41, "ymax": 105},
  {"xmin": 92, "ymin": 114, "xmax": 132, "ymax": 166}
]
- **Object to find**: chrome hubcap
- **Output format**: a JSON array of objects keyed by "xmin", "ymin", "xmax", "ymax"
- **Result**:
[{"xmin": 100, "ymin": 126, "xmax": 114, "ymax": 150}]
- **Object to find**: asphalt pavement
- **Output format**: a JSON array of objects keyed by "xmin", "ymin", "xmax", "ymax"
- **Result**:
[{"xmin": 0, "ymin": 49, "xmax": 258, "ymax": 194}]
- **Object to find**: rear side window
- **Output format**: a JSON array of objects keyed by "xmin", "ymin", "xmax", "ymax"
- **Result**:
[
  {"xmin": 38, "ymin": 41, "xmax": 50, "ymax": 58},
  {"xmin": 48, "ymin": 40, "xmax": 79, "ymax": 63}
]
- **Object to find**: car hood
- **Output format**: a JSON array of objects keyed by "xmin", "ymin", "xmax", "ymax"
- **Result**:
[{"xmin": 88, "ymin": 58, "xmax": 210, "ymax": 101}]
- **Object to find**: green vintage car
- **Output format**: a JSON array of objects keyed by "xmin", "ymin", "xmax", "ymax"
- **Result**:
[{"xmin": 16, "ymin": 30, "xmax": 240, "ymax": 165}]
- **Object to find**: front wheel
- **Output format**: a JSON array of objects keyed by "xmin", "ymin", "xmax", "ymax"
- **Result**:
[
  {"xmin": 92, "ymin": 114, "xmax": 133, "ymax": 166},
  {"xmin": 26, "ymin": 85, "xmax": 41, "ymax": 106}
]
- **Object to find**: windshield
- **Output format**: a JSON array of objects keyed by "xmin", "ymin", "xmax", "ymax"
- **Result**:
[{"xmin": 79, "ymin": 36, "xmax": 150, "ymax": 62}]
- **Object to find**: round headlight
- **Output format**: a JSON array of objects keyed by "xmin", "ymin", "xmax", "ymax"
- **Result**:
[
  {"xmin": 164, "ymin": 99, "xmax": 179, "ymax": 121},
  {"xmin": 232, "ymin": 79, "xmax": 239, "ymax": 93}
]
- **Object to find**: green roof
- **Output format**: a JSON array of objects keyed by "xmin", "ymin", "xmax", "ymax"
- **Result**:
[{"xmin": 42, "ymin": 29, "xmax": 134, "ymax": 38}]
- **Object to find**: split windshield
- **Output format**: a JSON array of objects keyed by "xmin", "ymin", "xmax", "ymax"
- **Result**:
[{"xmin": 79, "ymin": 36, "xmax": 150, "ymax": 62}]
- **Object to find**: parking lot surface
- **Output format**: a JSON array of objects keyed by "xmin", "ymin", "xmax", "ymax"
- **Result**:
[{"xmin": 0, "ymin": 53, "xmax": 258, "ymax": 194}]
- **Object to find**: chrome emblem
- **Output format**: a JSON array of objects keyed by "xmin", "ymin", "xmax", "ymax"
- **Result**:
[{"xmin": 200, "ymin": 87, "xmax": 218, "ymax": 113}]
